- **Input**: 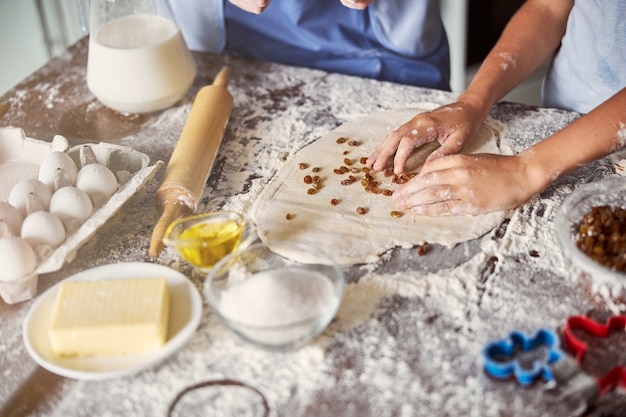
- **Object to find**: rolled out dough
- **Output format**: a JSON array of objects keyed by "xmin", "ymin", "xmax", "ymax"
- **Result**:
[{"xmin": 251, "ymin": 105, "xmax": 510, "ymax": 265}]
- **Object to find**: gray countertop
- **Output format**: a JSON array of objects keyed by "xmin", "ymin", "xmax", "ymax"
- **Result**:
[{"xmin": 1, "ymin": 37, "xmax": 623, "ymax": 417}]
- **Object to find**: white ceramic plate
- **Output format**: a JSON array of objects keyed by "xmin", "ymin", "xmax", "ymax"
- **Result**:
[{"xmin": 22, "ymin": 262, "xmax": 202, "ymax": 380}]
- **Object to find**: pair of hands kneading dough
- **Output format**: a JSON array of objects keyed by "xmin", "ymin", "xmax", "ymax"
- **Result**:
[{"xmin": 251, "ymin": 105, "xmax": 511, "ymax": 265}]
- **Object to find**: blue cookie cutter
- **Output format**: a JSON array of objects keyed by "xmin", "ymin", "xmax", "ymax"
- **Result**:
[{"xmin": 481, "ymin": 328, "xmax": 564, "ymax": 386}]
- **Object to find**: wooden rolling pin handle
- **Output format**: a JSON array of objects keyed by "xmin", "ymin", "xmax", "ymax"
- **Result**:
[
  {"xmin": 213, "ymin": 65, "xmax": 230, "ymax": 87},
  {"xmin": 148, "ymin": 200, "xmax": 193, "ymax": 258}
]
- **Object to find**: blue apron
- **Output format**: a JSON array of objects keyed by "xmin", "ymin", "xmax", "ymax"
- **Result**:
[{"xmin": 170, "ymin": 0, "xmax": 450, "ymax": 90}]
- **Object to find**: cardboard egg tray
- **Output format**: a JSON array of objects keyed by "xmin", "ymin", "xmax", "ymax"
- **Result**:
[{"xmin": 0, "ymin": 127, "xmax": 163, "ymax": 303}]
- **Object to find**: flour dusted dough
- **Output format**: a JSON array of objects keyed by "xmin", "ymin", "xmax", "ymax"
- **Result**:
[{"xmin": 251, "ymin": 105, "xmax": 510, "ymax": 265}]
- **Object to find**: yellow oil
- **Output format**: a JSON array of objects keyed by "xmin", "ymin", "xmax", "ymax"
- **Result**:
[{"xmin": 176, "ymin": 219, "xmax": 244, "ymax": 269}]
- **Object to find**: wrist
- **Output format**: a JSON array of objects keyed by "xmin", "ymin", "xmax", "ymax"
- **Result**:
[
  {"xmin": 457, "ymin": 90, "xmax": 493, "ymax": 122},
  {"xmin": 517, "ymin": 149, "xmax": 554, "ymax": 196}
]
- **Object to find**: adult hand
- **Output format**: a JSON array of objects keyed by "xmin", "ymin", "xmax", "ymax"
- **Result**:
[
  {"xmin": 228, "ymin": 0, "xmax": 272, "ymax": 14},
  {"xmin": 393, "ymin": 153, "xmax": 534, "ymax": 216},
  {"xmin": 339, "ymin": 0, "xmax": 373, "ymax": 10},
  {"xmin": 367, "ymin": 101, "xmax": 485, "ymax": 175}
]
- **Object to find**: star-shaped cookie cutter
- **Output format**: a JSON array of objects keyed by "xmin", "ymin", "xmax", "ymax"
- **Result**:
[
  {"xmin": 562, "ymin": 315, "xmax": 626, "ymax": 396},
  {"xmin": 481, "ymin": 328, "xmax": 564, "ymax": 386}
]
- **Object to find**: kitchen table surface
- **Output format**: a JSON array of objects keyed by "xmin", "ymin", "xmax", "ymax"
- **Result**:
[{"xmin": 1, "ymin": 38, "xmax": 624, "ymax": 417}]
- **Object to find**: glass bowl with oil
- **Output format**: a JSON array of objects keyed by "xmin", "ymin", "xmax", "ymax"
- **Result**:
[{"xmin": 163, "ymin": 210, "xmax": 257, "ymax": 276}]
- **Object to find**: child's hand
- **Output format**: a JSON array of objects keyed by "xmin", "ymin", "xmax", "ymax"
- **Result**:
[
  {"xmin": 367, "ymin": 101, "xmax": 484, "ymax": 176},
  {"xmin": 228, "ymin": 0, "xmax": 272, "ymax": 14},
  {"xmin": 393, "ymin": 153, "xmax": 533, "ymax": 216},
  {"xmin": 339, "ymin": 0, "xmax": 373, "ymax": 10}
]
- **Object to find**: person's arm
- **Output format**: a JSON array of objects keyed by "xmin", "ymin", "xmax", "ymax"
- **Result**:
[
  {"xmin": 460, "ymin": 0, "xmax": 573, "ymax": 121},
  {"xmin": 393, "ymin": 87, "xmax": 626, "ymax": 216},
  {"xmin": 520, "ymin": 87, "xmax": 626, "ymax": 196},
  {"xmin": 368, "ymin": 0, "xmax": 574, "ymax": 174}
]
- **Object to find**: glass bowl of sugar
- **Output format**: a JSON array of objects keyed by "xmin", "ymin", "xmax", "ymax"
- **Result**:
[{"xmin": 203, "ymin": 241, "xmax": 345, "ymax": 350}]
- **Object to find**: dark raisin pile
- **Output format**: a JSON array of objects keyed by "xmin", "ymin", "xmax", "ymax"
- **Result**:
[{"xmin": 575, "ymin": 205, "xmax": 626, "ymax": 272}]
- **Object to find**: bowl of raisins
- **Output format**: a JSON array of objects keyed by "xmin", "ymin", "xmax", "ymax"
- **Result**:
[{"xmin": 555, "ymin": 177, "xmax": 626, "ymax": 312}]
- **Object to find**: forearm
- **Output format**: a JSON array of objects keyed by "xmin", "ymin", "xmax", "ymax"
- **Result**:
[
  {"xmin": 522, "ymin": 87, "xmax": 626, "ymax": 194},
  {"xmin": 459, "ymin": 0, "xmax": 574, "ymax": 118}
]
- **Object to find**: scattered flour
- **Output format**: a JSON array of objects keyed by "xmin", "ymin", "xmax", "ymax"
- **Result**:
[{"xmin": 1, "ymin": 47, "xmax": 621, "ymax": 417}]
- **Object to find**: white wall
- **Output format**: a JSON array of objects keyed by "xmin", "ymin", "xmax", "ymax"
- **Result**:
[
  {"xmin": 0, "ymin": 0, "xmax": 83, "ymax": 96},
  {"xmin": 0, "ymin": 0, "xmax": 48, "ymax": 95},
  {"xmin": 440, "ymin": 0, "xmax": 468, "ymax": 94}
]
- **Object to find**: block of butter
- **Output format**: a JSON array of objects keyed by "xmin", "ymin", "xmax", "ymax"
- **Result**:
[{"xmin": 49, "ymin": 277, "xmax": 170, "ymax": 357}]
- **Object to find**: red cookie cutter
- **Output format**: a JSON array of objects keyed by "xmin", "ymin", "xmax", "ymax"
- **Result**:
[{"xmin": 562, "ymin": 315, "xmax": 626, "ymax": 396}]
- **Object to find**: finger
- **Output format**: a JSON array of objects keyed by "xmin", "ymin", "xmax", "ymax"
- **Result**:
[
  {"xmin": 393, "ymin": 178, "xmax": 479, "ymax": 216},
  {"xmin": 228, "ymin": 0, "xmax": 271, "ymax": 13},
  {"xmin": 425, "ymin": 131, "xmax": 467, "ymax": 164},
  {"xmin": 367, "ymin": 131, "xmax": 403, "ymax": 171},
  {"xmin": 339, "ymin": 0, "xmax": 372, "ymax": 10},
  {"xmin": 370, "ymin": 126, "xmax": 431, "ymax": 172},
  {"xmin": 424, "ymin": 147, "xmax": 446, "ymax": 163},
  {"xmin": 418, "ymin": 153, "xmax": 462, "ymax": 176},
  {"xmin": 390, "ymin": 141, "xmax": 412, "ymax": 174},
  {"xmin": 394, "ymin": 181, "xmax": 453, "ymax": 209},
  {"xmin": 392, "ymin": 131, "xmax": 438, "ymax": 174},
  {"xmin": 410, "ymin": 199, "xmax": 475, "ymax": 216}
]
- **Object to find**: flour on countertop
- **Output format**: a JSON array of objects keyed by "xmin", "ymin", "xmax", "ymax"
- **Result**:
[
  {"xmin": 2, "ymin": 50, "xmax": 620, "ymax": 416},
  {"xmin": 32, "ymin": 113, "xmax": 599, "ymax": 417}
]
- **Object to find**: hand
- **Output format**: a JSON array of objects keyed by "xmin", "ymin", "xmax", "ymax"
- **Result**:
[
  {"xmin": 392, "ymin": 153, "xmax": 534, "ymax": 216},
  {"xmin": 367, "ymin": 101, "xmax": 485, "ymax": 175},
  {"xmin": 228, "ymin": 0, "xmax": 272, "ymax": 14},
  {"xmin": 339, "ymin": 0, "xmax": 373, "ymax": 10}
]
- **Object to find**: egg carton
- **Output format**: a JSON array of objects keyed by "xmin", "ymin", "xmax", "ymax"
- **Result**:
[{"xmin": 0, "ymin": 127, "xmax": 163, "ymax": 303}]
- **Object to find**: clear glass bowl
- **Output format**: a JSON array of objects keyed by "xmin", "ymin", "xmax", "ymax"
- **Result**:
[
  {"xmin": 554, "ymin": 177, "xmax": 626, "ymax": 312},
  {"xmin": 163, "ymin": 211, "xmax": 256, "ymax": 276},
  {"xmin": 204, "ymin": 241, "xmax": 345, "ymax": 350}
]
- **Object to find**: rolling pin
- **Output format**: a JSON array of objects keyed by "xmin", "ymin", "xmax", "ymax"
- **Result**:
[{"xmin": 149, "ymin": 66, "xmax": 234, "ymax": 258}]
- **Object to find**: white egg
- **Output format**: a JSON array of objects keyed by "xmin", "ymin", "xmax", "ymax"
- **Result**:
[
  {"xmin": 8, "ymin": 179, "xmax": 52, "ymax": 216},
  {"xmin": 38, "ymin": 151, "xmax": 79, "ymax": 190},
  {"xmin": 21, "ymin": 211, "xmax": 66, "ymax": 248},
  {"xmin": 76, "ymin": 163, "xmax": 119, "ymax": 198},
  {"xmin": 0, "ymin": 201, "xmax": 24, "ymax": 237},
  {"xmin": 49, "ymin": 186, "xmax": 93, "ymax": 223},
  {"xmin": 0, "ymin": 237, "xmax": 38, "ymax": 281}
]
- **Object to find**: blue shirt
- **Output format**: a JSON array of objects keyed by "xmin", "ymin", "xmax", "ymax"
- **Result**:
[
  {"xmin": 168, "ymin": 0, "xmax": 450, "ymax": 90},
  {"xmin": 543, "ymin": 1, "xmax": 626, "ymax": 113}
]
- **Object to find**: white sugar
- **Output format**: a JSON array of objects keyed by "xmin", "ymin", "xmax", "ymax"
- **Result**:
[{"xmin": 218, "ymin": 268, "xmax": 335, "ymax": 327}]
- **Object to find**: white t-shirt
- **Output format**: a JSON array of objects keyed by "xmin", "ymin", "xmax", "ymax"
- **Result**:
[{"xmin": 542, "ymin": 1, "xmax": 626, "ymax": 113}]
